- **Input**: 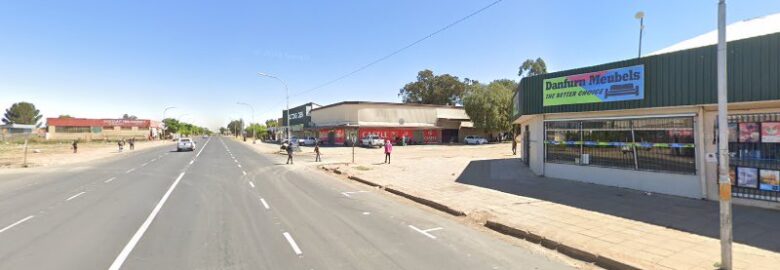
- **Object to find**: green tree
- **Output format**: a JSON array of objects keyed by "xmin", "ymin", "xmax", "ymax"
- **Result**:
[
  {"xmin": 463, "ymin": 79, "xmax": 515, "ymax": 138},
  {"xmin": 398, "ymin": 69, "xmax": 465, "ymax": 105},
  {"xmin": 265, "ymin": 119, "xmax": 278, "ymax": 127},
  {"xmin": 3, "ymin": 102, "xmax": 43, "ymax": 127},
  {"xmin": 58, "ymin": 114, "xmax": 73, "ymax": 118},
  {"xmin": 219, "ymin": 127, "xmax": 227, "ymax": 135},
  {"xmin": 518, "ymin": 58, "xmax": 547, "ymax": 78},
  {"xmin": 122, "ymin": 114, "xmax": 138, "ymax": 120},
  {"xmin": 245, "ymin": 123, "xmax": 267, "ymax": 139},
  {"xmin": 227, "ymin": 120, "xmax": 244, "ymax": 137},
  {"xmin": 162, "ymin": 118, "xmax": 181, "ymax": 134}
]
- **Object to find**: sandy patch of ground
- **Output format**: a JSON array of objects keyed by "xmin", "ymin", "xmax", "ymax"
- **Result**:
[{"xmin": 0, "ymin": 140, "xmax": 173, "ymax": 170}]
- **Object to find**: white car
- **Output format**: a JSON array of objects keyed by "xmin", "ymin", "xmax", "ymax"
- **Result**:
[
  {"xmin": 302, "ymin": 137, "xmax": 318, "ymax": 146},
  {"xmin": 177, "ymin": 138, "xmax": 196, "ymax": 151},
  {"xmin": 361, "ymin": 135, "xmax": 385, "ymax": 147},
  {"xmin": 464, "ymin": 136, "xmax": 488, "ymax": 145}
]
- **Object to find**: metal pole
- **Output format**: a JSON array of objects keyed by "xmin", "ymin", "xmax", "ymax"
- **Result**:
[
  {"xmin": 163, "ymin": 106, "xmax": 176, "ymax": 140},
  {"xmin": 638, "ymin": 17, "xmax": 644, "ymax": 58},
  {"xmin": 717, "ymin": 1, "xmax": 732, "ymax": 269},
  {"xmin": 23, "ymin": 138, "xmax": 29, "ymax": 168},
  {"xmin": 258, "ymin": 73, "xmax": 291, "ymax": 145}
]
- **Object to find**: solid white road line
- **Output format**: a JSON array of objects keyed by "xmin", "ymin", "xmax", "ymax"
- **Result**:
[
  {"xmin": 408, "ymin": 225, "xmax": 442, "ymax": 239},
  {"xmin": 125, "ymin": 168, "xmax": 135, "ymax": 174},
  {"xmin": 340, "ymin": 191, "xmax": 369, "ymax": 198},
  {"xmin": 260, "ymin": 198, "xmax": 270, "ymax": 209},
  {"xmin": 108, "ymin": 172, "xmax": 186, "ymax": 270},
  {"xmin": 282, "ymin": 232, "xmax": 303, "ymax": 255},
  {"xmin": 189, "ymin": 160, "xmax": 194, "ymax": 165},
  {"xmin": 249, "ymin": 181, "xmax": 255, "ymax": 188},
  {"xmin": 66, "ymin": 191, "xmax": 86, "ymax": 201},
  {"xmin": 104, "ymin": 177, "xmax": 116, "ymax": 183},
  {"xmin": 0, "ymin": 215, "xmax": 34, "ymax": 234},
  {"xmin": 242, "ymin": 171, "xmax": 247, "ymax": 176}
]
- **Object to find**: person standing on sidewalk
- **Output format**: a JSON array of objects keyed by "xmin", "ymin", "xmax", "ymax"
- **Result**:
[
  {"xmin": 129, "ymin": 138, "xmax": 135, "ymax": 150},
  {"xmin": 286, "ymin": 143, "xmax": 294, "ymax": 164},
  {"xmin": 72, "ymin": 139, "xmax": 79, "ymax": 153},
  {"xmin": 384, "ymin": 139, "xmax": 393, "ymax": 164},
  {"xmin": 511, "ymin": 135, "xmax": 517, "ymax": 155},
  {"xmin": 117, "ymin": 139, "xmax": 124, "ymax": 152},
  {"xmin": 314, "ymin": 143, "xmax": 321, "ymax": 162}
]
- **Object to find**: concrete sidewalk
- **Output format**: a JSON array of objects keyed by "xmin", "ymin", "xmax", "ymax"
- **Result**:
[{"xmin": 239, "ymin": 139, "xmax": 780, "ymax": 269}]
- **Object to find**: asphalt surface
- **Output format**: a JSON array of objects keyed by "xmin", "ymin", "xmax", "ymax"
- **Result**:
[{"xmin": 0, "ymin": 136, "xmax": 574, "ymax": 270}]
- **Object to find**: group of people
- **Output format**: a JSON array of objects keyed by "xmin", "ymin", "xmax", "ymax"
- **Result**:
[
  {"xmin": 117, "ymin": 138, "xmax": 135, "ymax": 152},
  {"xmin": 285, "ymin": 139, "xmax": 394, "ymax": 165}
]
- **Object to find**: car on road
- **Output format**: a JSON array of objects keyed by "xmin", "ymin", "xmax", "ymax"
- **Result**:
[
  {"xmin": 464, "ymin": 135, "xmax": 488, "ymax": 145},
  {"xmin": 177, "ymin": 138, "xmax": 196, "ymax": 152},
  {"xmin": 361, "ymin": 135, "xmax": 385, "ymax": 148},
  {"xmin": 302, "ymin": 136, "xmax": 318, "ymax": 146}
]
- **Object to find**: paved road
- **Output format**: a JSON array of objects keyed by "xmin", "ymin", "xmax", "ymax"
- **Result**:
[{"xmin": 0, "ymin": 136, "xmax": 574, "ymax": 270}]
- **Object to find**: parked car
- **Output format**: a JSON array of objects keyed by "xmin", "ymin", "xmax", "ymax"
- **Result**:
[
  {"xmin": 177, "ymin": 138, "xmax": 196, "ymax": 152},
  {"xmin": 361, "ymin": 135, "xmax": 385, "ymax": 147},
  {"xmin": 464, "ymin": 135, "xmax": 488, "ymax": 145},
  {"xmin": 302, "ymin": 137, "xmax": 318, "ymax": 146}
]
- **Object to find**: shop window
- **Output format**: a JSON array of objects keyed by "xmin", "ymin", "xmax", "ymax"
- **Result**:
[
  {"xmin": 725, "ymin": 114, "xmax": 780, "ymax": 202},
  {"xmin": 55, "ymin": 126, "xmax": 91, "ymax": 133},
  {"xmin": 544, "ymin": 116, "xmax": 696, "ymax": 174}
]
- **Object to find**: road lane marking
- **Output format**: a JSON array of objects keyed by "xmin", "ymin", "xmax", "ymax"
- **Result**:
[
  {"xmin": 237, "ymin": 164, "xmax": 242, "ymax": 168},
  {"xmin": 249, "ymin": 181, "xmax": 255, "ymax": 188},
  {"xmin": 260, "ymin": 198, "xmax": 270, "ymax": 209},
  {"xmin": 282, "ymin": 232, "xmax": 303, "ymax": 255},
  {"xmin": 408, "ymin": 225, "xmax": 442, "ymax": 239},
  {"xmin": 189, "ymin": 160, "xmax": 194, "ymax": 165},
  {"xmin": 108, "ymin": 172, "xmax": 186, "ymax": 270},
  {"xmin": 141, "ymin": 162, "xmax": 149, "ymax": 167},
  {"xmin": 0, "ymin": 216, "xmax": 34, "ymax": 234},
  {"xmin": 125, "ymin": 168, "xmax": 135, "ymax": 174},
  {"xmin": 242, "ymin": 171, "xmax": 247, "ymax": 175},
  {"xmin": 104, "ymin": 177, "xmax": 116, "ymax": 183},
  {"xmin": 66, "ymin": 192, "xmax": 86, "ymax": 201},
  {"xmin": 233, "ymin": 159, "xmax": 237, "ymax": 163},
  {"xmin": 340, "ymin": 191, "xmax": 369, "ymax": 198}
]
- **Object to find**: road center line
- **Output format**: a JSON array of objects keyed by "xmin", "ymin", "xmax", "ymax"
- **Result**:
[
  {"xmin": 408, "ymin": 225, "xmax": 440, "ymax": 239},
  {"xmin": 66, "ymin": 191, "xmax": 86, "ymax": 201},
  {"xmin": 141, "ymin": 162, "xmax": 149, "ymax": 167},
  {"xmin": 249, "ymin": 181, "xmax": 255, "ymax": 188},
  {"xmin": 341, "ymin": 191, "xmax": 369, "ymax": 197},
  {"xmin": 125, "ymin": 168, "xmax": 135, "ymax": 174},
  {"xmin": 242, "ymin": 171, "xmax": 247, "ymax": 176},
  {"xmin": 108, "ymin": 171, "xmax": 187, "ymax": 270},
  {"xmin": 104, "ymin": 177, "xmax": 116, "ymax": 183},
  {"xmin": 237, "ymin": 164, "xmax": 242, "ymax": 168},
  {"xmin": 0, "ymin": 215, "xmax": 35, "ymax": 234},
  {"xmin": 260, "ymin": 198, "xmax": 270, "ymax": 209},
  {"xmin": 282, "ymin": 232, "xmax": 303, "ymax": 255},
  {"xmin": 189, "ymin": 160, "xmax": 194, "ymax": 165}
]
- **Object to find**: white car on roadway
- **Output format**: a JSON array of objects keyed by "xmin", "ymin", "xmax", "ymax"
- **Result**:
[
  {"xmin": 464, "ymin": 136, "xmax": 488, "ymax": 145},
  {"xmin": 302, "ymin": 137, "xmax": 318, "ymax": 146},
  {"xmin": 177, "ymin": 138, "xmax": 196, "ymax": 152},
  {"xmin": 361, "ymin": 135, "xmax": 385, "ymax": 147}
]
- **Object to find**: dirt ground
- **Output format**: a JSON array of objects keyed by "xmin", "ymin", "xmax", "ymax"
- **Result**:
[{"xmin": 0, "ymin": 140, "xmax": 172, "ymax": 169}]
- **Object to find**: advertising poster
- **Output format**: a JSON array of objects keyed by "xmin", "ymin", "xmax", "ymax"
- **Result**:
[
  {"xmin": 761, "ymin": 122, "xmax": 780, "ymax": 143},
  {"xmin": 728, "ymin": 123, "xmax": 738, "ymax": 142},
  {"xmin": 729, "ymin": 167, "xmax": 737, "ymax": 186},
  {"xmin": 543, "ymin": 65, "xmax": 644, "ymax": 106},
  {"xmin": 759, "ymin": 169, "xmax": 780, "ymax": 191},
  {"xmin": 739, "ymin": 122, "xmax": 760, "ymax": 143},
  {"xmin": 737, "ymin": 167, "xmax": 759, "ymax": 188}
]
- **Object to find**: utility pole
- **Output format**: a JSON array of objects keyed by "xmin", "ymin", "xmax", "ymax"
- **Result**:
[
  {"xmin": 635, "ymin": 11, "xmax": 645, "ymax": 58},
  {"xmin": 162, "ymin": 106, "xmax": 176, "ymax": 140},
  {"xmin": 237, "ymin": 102, "xmax": 256, "ymax": 144},
  {"xmin": 258, "ymin": 73, "xmax": 290, "ymax": 145},
  {"xmin": 717, "ymin": 1, "xmax": 732, "ymax": 269}
]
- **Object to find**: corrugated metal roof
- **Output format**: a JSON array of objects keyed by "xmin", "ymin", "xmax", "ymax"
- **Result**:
[{"xmin": 651, "ymin": 12, "xmax": 780, "ymax": 55}]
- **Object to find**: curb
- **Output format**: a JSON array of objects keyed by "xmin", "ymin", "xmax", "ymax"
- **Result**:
[
  {"xmin": 347, "ymin": 175, "xmax": 382, "ymax": 188},
  {"xmin": 485, "ymin": 220, "xmax": 640, "ymax": 270},
  {"xmin": 384, "ymin": 187, "xmax": 465, "ymax": 217}
]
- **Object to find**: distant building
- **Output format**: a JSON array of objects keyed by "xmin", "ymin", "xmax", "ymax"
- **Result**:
[
  {"xmin": 0, "ymin": 123, "xmax": 37, "ymax": 141},
  {"xmin": 46, "ymin": 118, "xmax": 161, "ymax": 141}
]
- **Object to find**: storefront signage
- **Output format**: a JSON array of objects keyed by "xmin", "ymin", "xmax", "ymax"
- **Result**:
[{"xmin": 543, "ymin": 65, "xmax": 644, "ymax": 106}]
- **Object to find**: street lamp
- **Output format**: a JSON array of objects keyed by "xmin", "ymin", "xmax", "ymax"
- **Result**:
[
  {"xmin": 258, "ymin": 72, "xmax": 290, "ymax": 144},
  {"xmin": 635, "ymin": 11, "xmax": 645, "ymax": 58},
  {"xmin": 237, "ymin": 102, "xmax": 256, "ymax": 144},
  {"xmin": 162, "ymin": 106, "xmax": 176, "ymax": 139}
]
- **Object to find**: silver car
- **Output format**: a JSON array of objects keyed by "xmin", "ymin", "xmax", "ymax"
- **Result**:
[{"xmin": 177, "ymin": 138, "xmax": 196, "ymax": 152}]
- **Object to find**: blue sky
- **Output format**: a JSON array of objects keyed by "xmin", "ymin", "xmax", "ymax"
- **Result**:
[{"xmin": 2, "ymin": 0, "xmax": 779, "ymax": 130}]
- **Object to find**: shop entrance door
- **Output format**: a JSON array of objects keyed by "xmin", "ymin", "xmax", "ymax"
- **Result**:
[{"xmin": 327, "ymin": 131, "xmax": 336, "ymax": 146}]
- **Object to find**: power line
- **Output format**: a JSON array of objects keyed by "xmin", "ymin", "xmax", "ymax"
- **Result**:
[{"xmin": 253, "ymin": 0, "xmax": 504, "ymax": 119}]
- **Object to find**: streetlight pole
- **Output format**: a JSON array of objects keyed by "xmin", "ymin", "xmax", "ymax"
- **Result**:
[
  {"xmin": 717, "ymin": 1, "xmax": 732, "ymax": 269},
  {"xmin": 162, "ymin": 106, "xmax": 176, "ymax": 140},
  {"xmin": 237, "ymin": 102, "xmax": 256, "ymax": 144},
  {"xmin": 635, "ymin": 11, "xmax": 645, "ymax": 58},
  {"xmin": 258, "ymin": 72, "xmax": 291, "ymax": 145}
]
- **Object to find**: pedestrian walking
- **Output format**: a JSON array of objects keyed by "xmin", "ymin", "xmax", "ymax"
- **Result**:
[
  {"xmin": 286, "ymin": 143, "xmax": 294, "ymax": 164},
  {"xmin": 72, "ymin": 139, "xmax": 79, "ymax": 153},
  {"xmin": 511, "ymin": 135, "xmax": 517, "ymax": 155},
  {"xmin": 129, "ymin": 138, "xmax": 135, "ymax": 150},
  {"xmin": 384, "ymin": 139, "xmax": 393, "ymax": 164},
  {"xmin": 117, "ymin": 139, "xmax": 124, "ymax": 152},
  {"xmin": 314, "ymin": 143, "xmax": 321, "ymax": 162}
]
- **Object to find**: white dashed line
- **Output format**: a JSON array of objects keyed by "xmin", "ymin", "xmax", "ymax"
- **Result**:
[
  {"xmin": 125, "ymin": 168, "xmax": 135, "ymax": 174},
  {"xmin": 242, "ymin": 171, "xmax": 247, "ymax": 176},
  {"xmin": 249, "ymin": 181, "xmax": 255, "ymax": 188},
  {"xmin": 408, "ymin": 225, "xmax": 442, "ymax": 239},
  {"xmin": 108, "ymin": 172, "xmax": 186, "ymax": 270},
  {"xmin": 104, "ymin": 177, "xmax": 116, "ymax": 183},
  {"xmin": 260, "ymin": 198, "xmax": 270, "ymax": 209},
  {"xmin": 237, "ymin": 164, "xmax": 242, "ymax": 168},
  {"xmin": 0, "ymin": 215, "xmax": 34, "ymax": 234},
  {"xmin": 66, "ymin": 192, "xmax": 86, "ymax": 201},
  {"xmin": 282, "ymin": 232, "xmax": 303, "ymax": 255},
  {"xmin": 189, "ymin": 160, "xmax": 194, "ymax": 165},
  {"xmin": 340, "ymin": 191, "xmax": 369, "ymax": 198},
  {"xmin": 141, "ymin": 162, "xmax": 149, "ymax": 167}
]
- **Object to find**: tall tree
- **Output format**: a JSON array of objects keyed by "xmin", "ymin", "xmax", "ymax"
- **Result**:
[
  {"xmin": 518, "ymin": 58, "xmax": 548, "ymax": 78},
  {"xmin": 122, "ymin": 114, "xmax": 138, "ymax": 120},
  {"xmin": 463, "ymin": 79, "xmax": 515, "ymax": 137},
  {"xmin": 245, "ymin": 123, "xmax": 267, "ymax": 139},
  {"xmin": 265, "ymin": 119, "xmax": 278, "ymax": 127},
  {"xmin": 227, "ymin": 120, "xmax": 244, "ymax": 137},
  {"xmin": 219, "ymin": 127, "xmax": 227, "ymax": 135},
  {"xmin": 3, "ymin": 102, "xmax": 42, "ymax": 127},
  {"xmin": 398, "ymin": 69, "xmax": 465, "ymax": 105},
  {"xmin": 162, "ymin": 118, "xmax": 181, "ymax": 134}
]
